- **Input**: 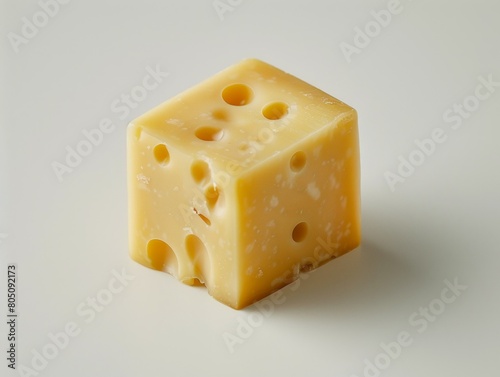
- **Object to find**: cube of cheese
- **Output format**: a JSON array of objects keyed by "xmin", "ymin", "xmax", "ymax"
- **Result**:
[{"xmin": 127, "ymin": 58, "xmax": 360, "ymax": 309}]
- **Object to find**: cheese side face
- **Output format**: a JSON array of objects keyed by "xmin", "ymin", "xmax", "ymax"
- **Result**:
[{"xmin": 127, "ymin": 58, "xmax": 360, "ymax": 309}]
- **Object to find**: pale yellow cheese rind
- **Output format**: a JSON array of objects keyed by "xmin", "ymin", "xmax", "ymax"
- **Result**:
[{"xmin": 127, "ymin": 58, "xmax": 360, "ymax": 309}]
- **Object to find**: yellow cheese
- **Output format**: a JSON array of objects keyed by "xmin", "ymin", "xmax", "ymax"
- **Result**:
[{"xmin": 127, "ymin": 58, "xmax": 360, "ymax": 309}]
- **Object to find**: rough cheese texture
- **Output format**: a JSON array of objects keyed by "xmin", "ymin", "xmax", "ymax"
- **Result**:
[{"xmin": 127, "ymin": 58, "xmax": 360, "ymax": 309}]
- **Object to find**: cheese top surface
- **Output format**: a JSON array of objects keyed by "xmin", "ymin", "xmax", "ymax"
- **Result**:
[{"xmin": 131, "ymin": 58, "xmax": 356, "ymax": 177}]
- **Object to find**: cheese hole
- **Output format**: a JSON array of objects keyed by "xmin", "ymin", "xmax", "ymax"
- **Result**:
[
  {"xmin": 300, "ymin": 259, "xmax": 315, "ymax": 273},
  {"xmin": 238, "ymin": 142, "xmax": 250, "ymax": 153},
  {"xmin": 134, "ymin": 126, "xmax": 142, "ymax": 140},
  {"xmin": 204, "ymin": 185, "xmax": 220, "ymax": 209},
  {"xmin": 222, "ymin": 84, "xmax": 253, "ymax": 106},
  {"xmin": 191, "ymin": 160, "xmax": 210, "ymax": 185},
  {"xmin": 193, "ymin": 208, "xmax": 211, "ymax": 226},
  {"xmin": 185, "ymin": 234, "xmax": 211, "ymax": 284},
  {"xmin": 195, "ymin": 126, "xmax": 224, "ymax": 141},
  {"xmin": 147, "ymin": 239, "xmax": 178, "ymax": 276},
  {"xmin": 262, "ymin": 102, "xmax": 289, "ymax": 120},
  {"xmin": 290, "ymin": 151, "xmax": 306, "ymax": 172},
  {"xmin": 212, "ymin": 109, "xmax": 228, "ymax": 121},
  {"xmin": 191, "ymin": 278, "xmax": 205, "ymax": 286},
  {"xmin": 292, "ymin": 222, "xmax": 308, "ymax": 242},
  {"xmin": 181, "ymin": 277, "xmax": 205, "ymax": 286},
  {"xmin": 153, "ymin": 144, "xmax": 170, "ymax": 165},
  {"xmin": 198, "ymin": 213, "xmax": 211, "ymax": 226}
]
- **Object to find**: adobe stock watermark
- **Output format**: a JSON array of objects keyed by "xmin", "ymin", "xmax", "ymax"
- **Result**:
[
  {"xmin": 51, "ymin": 64, "xmax": 169, "ymax": 182},
  {"xmin": 222, "ymin": 232, "xmax": 346, "ymax": 354},
  {"xmin": 213, "ymin": 0, "xmax": 243, "ymax": 21},
  {"xmin": 339, "ymin": 0, "xmax": 411, "ymax": 63},
  {"xmin": 7, "ymin": 0, "xmax": 71, "ymax": 54},
  {"xmin": 348, "ymin": 277, "xmax": 467, "ymax": 377},
  {"xmin": 384, "ymin": 74, "xmax": 499, "ymax": 192},
  {"xmin": 17, "ymin": 268, "xmax": 134, "ymax": 377}
]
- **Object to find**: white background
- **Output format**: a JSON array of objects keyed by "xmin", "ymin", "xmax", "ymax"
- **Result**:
[{"xmin": 1, "ymin": 1, "xmax": 499, "ymax": 376}]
